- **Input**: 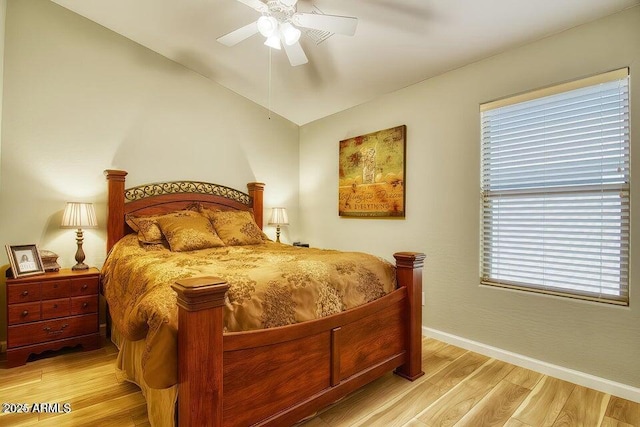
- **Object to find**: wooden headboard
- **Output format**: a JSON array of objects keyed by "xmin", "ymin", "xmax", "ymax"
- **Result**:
[{"xmin": 104, "ymin": 170, "xmax": 265, "ymax": 252}]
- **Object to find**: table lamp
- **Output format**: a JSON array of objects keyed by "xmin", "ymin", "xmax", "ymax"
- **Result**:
[
  {"xmin": 61, "ymin": 202, "xmax": 98, "ymax": 270},
  {"xmin": 268, "ymin": 207, "xmax": 289, "ymax": 243}
]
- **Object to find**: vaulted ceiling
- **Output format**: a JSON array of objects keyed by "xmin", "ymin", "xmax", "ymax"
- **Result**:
[{"xmin": 51, "ymin": 0, "xmax": 639, "ymax": 125}]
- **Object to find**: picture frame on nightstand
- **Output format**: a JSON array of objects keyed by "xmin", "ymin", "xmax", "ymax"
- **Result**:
[{"xmin": 5, "ymin": 244, "xmax": 46, "ymax": 279}]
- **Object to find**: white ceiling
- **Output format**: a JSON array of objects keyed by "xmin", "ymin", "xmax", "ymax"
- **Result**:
[{"xmin": 50, "ymin": 0, "xmax": 639, "ymax": 125}]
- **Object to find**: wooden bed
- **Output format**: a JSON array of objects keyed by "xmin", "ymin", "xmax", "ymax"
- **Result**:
[{"xmin": 104, "ymin": 169, "xmax": 426, "ymax": 427}]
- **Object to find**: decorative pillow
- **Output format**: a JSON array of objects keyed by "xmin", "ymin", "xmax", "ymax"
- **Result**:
[
  {"xmin": 126, "ymin": 210, "xmax": 201, "ymax": 244},
  {"xmin": 126, "ymin": 203, "xmax": 201, "ymax": 232},
  {"xmin": 208, "ymin": 210, "xmax": 265, "ymax": 245},
  {"xmin": 198, "ymin": 206, "xmax": 221, "ymax": 221},
  {"xmin": 156, "ymin": 214, "xmax": 225, "ymax": 252}
]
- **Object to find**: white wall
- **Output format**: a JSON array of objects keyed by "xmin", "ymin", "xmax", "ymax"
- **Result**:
[
  {"xmin": 0, "ymin": 0, "xmax": 299, "ymax": 340},
  {"xmin": 300, "ymin": 7, "xmax": 640, "ymax": 388}
]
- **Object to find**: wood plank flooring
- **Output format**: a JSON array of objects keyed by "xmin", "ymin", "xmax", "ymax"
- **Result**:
[
  {"xmin": 0, "ymin": 342, "xmax": 147, "ymax": 427},
  {"xmin": 0, "ymin": 338, "xmax": 638, "ymax": 426}
]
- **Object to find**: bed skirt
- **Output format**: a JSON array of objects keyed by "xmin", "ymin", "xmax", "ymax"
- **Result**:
[{"xmin": 111, "ymin": 327, "xmax": 177, "ymax": 426}]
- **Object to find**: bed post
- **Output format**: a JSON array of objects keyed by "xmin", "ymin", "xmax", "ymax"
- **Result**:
[
  {"xmin": 104, "ymin": 169, "xmax": 128, "ymax": 252},
  {"xmin": 393, "ymin": 252, "xmax": 426, "ymax": 381},
  {"xmin": 171, "ymin": 277, "xmax": 230, "ymax": 427},
  {"xmin": 247, "ymin": 182, "xmax": 265, "ymax": 229}
]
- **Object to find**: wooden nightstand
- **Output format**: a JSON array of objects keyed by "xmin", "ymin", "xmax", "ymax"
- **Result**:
[{"xmin": 5, "ymin": 268, "xmax": 100, "ymax": 367}]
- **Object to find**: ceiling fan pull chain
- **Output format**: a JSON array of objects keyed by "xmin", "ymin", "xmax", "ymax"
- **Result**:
[{"xmin": 268, "ymin": 47, "xmax": 272, "ymax": 120}]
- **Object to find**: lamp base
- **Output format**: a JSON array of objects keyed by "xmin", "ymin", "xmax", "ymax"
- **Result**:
[{"xmin": 72, "ymin": 229, "xmax": 88, "ymax": 271}]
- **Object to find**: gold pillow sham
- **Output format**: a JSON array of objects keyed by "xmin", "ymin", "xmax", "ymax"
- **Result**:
[
  {"xmin": 207, "ymin": 210, "xmax": 265, "ymax": 245},
  {"xmin": 156, "ymin": 214, "xmax": 225, "ymax": 252},
  {"xmin": 126, "ymin": 209, "xmax": 201, "ymax": 244}
]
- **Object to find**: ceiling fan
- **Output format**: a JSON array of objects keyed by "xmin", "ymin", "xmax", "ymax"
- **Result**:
[{"xmin": 217, "ymin": 0, "xmax": 358, "ymax": 66}]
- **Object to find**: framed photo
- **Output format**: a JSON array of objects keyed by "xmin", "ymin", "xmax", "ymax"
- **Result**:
[
  {"xmin": 5, "ymin": 244, "xmax": 46, "ymax": 279},
  {"xmin": 339, "ymin": 125, "xmax": 406, "ymax": 218}
]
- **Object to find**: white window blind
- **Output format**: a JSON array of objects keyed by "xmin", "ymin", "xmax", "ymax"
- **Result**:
[{"xmin": 480, "ymin": 69, "xmax": 630, "ymax": 305}]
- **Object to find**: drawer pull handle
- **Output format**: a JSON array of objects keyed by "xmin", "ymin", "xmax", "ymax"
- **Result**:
[
  {"xmin": 82, "ymin": 284, "xmax": 88, "ymax": 290},
  {"xmin": 22, "ymin": 290, "xmax": 29, "ymax": 296},
  {"xmin": 21, "ymin": 310, "xmax": 29, "ymax": 317},
  {"xmin": 53, "ymin": 304, "xmax": 58, "ymax": 309},
  {"xmin": 43, "ymin": 324, "xmax": 69, "ymax": 335},
  {"xmin": 82, "ymin": 302, "xmax": 89, "ymax": 308}
]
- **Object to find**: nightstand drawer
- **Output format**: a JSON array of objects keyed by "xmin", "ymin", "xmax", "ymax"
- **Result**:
[
  {"xmin": 8, "ymin": 302, "xmax": 42, "ymax": 324},
  {"xmin": 7, "ymin": 283, "xmax": 41, "ymax": 304},
  {"xmin": 71, "ymin": 295, "xmax": 98, "ymax": 315},
  {"xmin": 8, "ymin": 314, "xmax": 98, "ymax": 347},
  {"xmin": 41, "ymin": 280, "xmax": 71, "ymax": 299},
  {"xmin": 70, "ymin": 277, "xmax": 99, "ymax": 296},
  {"xmin": 42, "ymin": 298, "xmax": 71, "ymax": 320}
]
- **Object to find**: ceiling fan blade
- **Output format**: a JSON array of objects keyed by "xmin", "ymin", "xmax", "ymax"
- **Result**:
[
  {"xmin": 293, "ymin": 13, "xmax": 358, "ymax": 36},
  {"xmin": 235, "ymin": 0, "xmax": 268, "ymax": 13},
  {"xmin": 217, "ymin": 21, "xmax": 259, "ymax": 46},
  {"xmin": 283, "ymin": 41, "xmax": 308, "ymax": 66}
]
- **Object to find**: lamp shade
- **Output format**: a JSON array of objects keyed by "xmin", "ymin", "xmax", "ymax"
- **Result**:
[
  {"xmin": 268, "ymin": 207, "xmax": 289, "ymax": 225},
  {"xmin": 61, "ymin": 202, "xmax": 98, "ymax": 229}
]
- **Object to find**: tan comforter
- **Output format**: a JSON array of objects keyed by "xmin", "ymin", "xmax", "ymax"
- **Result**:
[{"xmin": 102, "ymin": 234, "xmax": 396, "ymax": 388}]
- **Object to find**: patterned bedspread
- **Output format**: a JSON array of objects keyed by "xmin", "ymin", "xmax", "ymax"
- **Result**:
[{"xmin": 101, "ymin": 234, "xmax": 396, "ymax": 388}]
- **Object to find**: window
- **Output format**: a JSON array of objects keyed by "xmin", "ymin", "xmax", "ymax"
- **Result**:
[{"xmin": 480, "ymin": 69, "xmax": 630, "ymax": 305}]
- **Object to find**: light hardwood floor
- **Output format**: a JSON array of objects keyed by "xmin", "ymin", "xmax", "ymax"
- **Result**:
[{"xmin": 1, "ymin": 338, "xmax": 638, "ymax": 426}]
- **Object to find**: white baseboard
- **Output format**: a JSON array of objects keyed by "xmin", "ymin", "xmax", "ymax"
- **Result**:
[{"xmin": 423, "ymin": 327, "xmax": 640, "ymax": 404}]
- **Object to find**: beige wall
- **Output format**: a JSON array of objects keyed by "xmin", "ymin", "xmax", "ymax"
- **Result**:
[
  {"xmin": 0, "ymin": 0, "xmax": 299, "ymax": 341},
  {"xmin": 0, "ymin": 0, "xmax": 5, "ymax": 185},
  {"xmin": 1, "ymin": 0, "xmax": 638, "ymax": 391},
  {"xmin": 0, "ymin": 0, "xmax": 5, "ymax": 349},
  {"xmin": 299, "ymin": 7, "xmax": 640, "ymax": 387}
]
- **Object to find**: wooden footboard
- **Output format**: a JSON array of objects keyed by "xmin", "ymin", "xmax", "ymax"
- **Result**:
[{"xmin": 172, "ymin": 252, "xmax": 425, "ymax": 427}]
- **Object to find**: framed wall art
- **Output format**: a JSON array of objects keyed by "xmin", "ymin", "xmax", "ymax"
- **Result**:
[
  {"xmin": 5, "ymin": 244, "xmax": 46, "ymax": 278},
  {"xmin": 339, "ymin": 125, "xmax": 406, "ymax": 218}
]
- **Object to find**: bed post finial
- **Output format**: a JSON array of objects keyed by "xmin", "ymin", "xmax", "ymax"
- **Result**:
[
  {"xmin": 247, "ymin": 182, "xmax": 265, "ymax": 229},
  {"xmin": 104, "ymin": 170, "xmax": 128, "ymax": 252},
  {"xmin": 393, "ymin": 251, "xmax": 426, "ymax": 381}
]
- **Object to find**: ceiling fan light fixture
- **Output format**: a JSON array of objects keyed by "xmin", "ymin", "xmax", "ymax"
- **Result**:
[
  {"xmin": 218, "ymin": 0, "xmax": 358, "ymax": 67},
  {"xmin": 257, "ymin": 15, "xmax": 278, "ymax": 37},
  {"xmin": 264, "ymin": 34, "xmax": 282, "ymax": 50},
  {"xmin": 280, "ymin": 22, "xmax": 301, "ymax": 46}
]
